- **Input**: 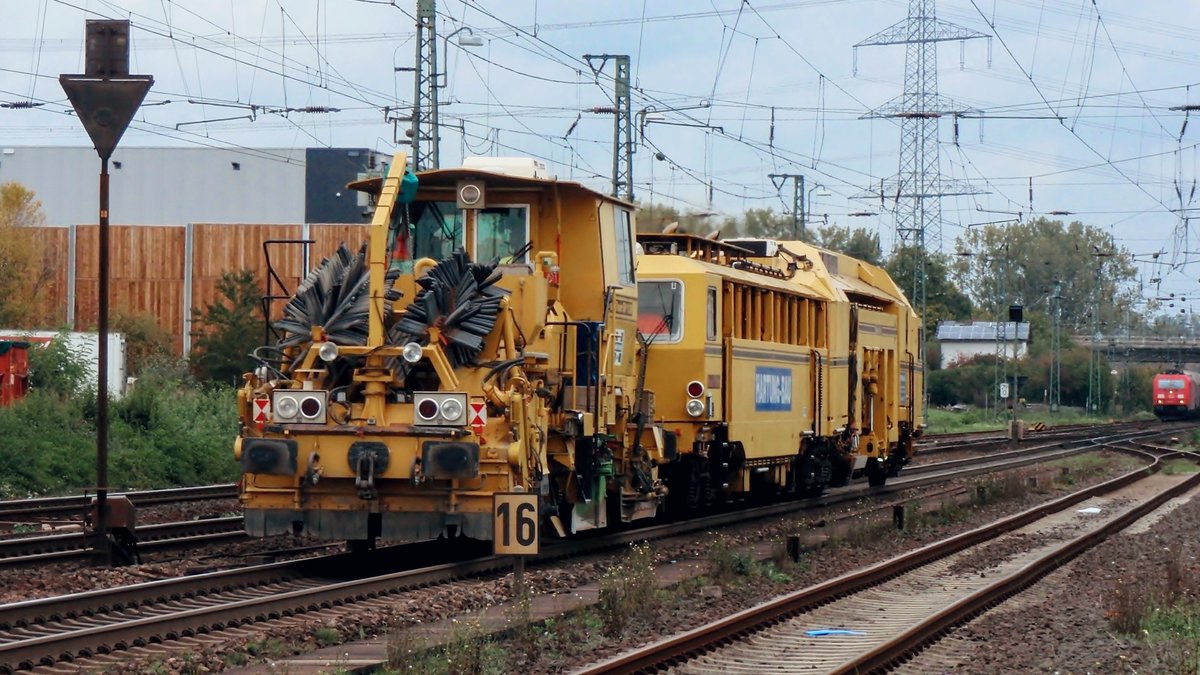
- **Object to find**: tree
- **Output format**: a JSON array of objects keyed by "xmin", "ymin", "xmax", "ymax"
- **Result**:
[
  {"xmin": 952, "ymin": 218, "xmax": 1139, "ymax": 333},
  {"xmin": 0, "ymin": 182, "xmax": 58, "ymax": 328},
  {"xmin": 810, "ymin": 225, "xmax": 883, "ymax": 265},
  {"xmin": 635, "ymin": 202, "xmax": 734, "ymax": 238},
  {"xmin": 635, "ymin": 203, "xmax": 684, "ymax": 233},
  {"xmin": 189, "ymin": 270, "xmax": 263, "ymax": 385},
  {"xmin": 728, "ymin": 207, "xmax": 793, "ymax": 239},
  {"xmin": 886, "ymin": 246, "xmax": 973, "ymax": 334}
]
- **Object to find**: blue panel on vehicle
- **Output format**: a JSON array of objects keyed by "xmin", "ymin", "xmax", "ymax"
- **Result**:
[{"xmin": 754, "ymin": 366, "xmax": 792, "ymax": 412}]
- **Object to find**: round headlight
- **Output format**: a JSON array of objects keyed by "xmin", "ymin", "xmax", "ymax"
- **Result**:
[
  {"xmin": 275, "ymin": 395, "xmax": 299, "ymax": 420},
  {"xmin": 402, "ymin": 342, "xmax": 424, "ymax": 364},
  {"xmin": 685, "ymin": 399, "xmax": 706, "ymax": 418},
  {"xmin": 459, "ymin": 183, "xmax": 482, "ymax": 206},
  {"xmin": 440, "ymin": 398, "xmax": 464, "ymax": 421},
  {"xmin": 417, "ymin": 398, "xmax": 440, "ymax": 421},
  {"xmin": 300, "ymin": 396, "xmax": 323, "ymax": 419},
  {"xmin": 318, "ymin": 341, "xmax": 339, "ymax": 363}
]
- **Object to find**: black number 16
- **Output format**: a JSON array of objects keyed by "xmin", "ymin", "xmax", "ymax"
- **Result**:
[{"xmin": 497, "ymin": 500, "xmax": 536, "ymax": 547}]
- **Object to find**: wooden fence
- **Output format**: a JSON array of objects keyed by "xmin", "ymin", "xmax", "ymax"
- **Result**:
[{"xmin": 40, "ymin": 223, "xmax": 372, "ymax": 355}]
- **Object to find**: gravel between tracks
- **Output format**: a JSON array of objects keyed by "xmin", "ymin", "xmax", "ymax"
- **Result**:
[
  {"xmin": 64, "ymin": 450, "xmax": 1147, "ymax": 674},
  {"xmin": 905, "ymin": 482, "xmax": 1200, "ymax": 674}
]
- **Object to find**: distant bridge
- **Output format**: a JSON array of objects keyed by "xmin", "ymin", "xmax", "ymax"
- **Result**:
[{"xmin": 1069, "ymin": 334, "xmax": 1200, "ymax": 364}]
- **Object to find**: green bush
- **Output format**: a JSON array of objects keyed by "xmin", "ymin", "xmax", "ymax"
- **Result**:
[
  {"xmin": 0, "ymin": 367, "xmax": 238, "ymax": 497},
  {"xmin": 27, "ymin": 331, "xmax": 90, "ymax": 398}
]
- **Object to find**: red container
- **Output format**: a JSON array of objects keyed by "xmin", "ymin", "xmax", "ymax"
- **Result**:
[{"xmin": 0, "ymin": 341, "xmax": 30, "ymax": 406}]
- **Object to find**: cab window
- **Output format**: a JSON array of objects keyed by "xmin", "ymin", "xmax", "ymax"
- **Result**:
[
  {"xmin": 615, "ymin": 208, "xmax": 635, "ymax": 285},
  {"xmin": 706, "ymin": 286, "xmax": 717, "ymax": 340},
  {"xmin": 476, "ymin": 205, "xmax": 529, "ymax": 263},
  {"xmin": 637, "ymin": 280, "xmax": 683, "ymax": 343},
  {"xmin": 389, "ymin": 201, "xmax": 464, "ymax": 272},
  {"xmin": 1161, "ymin": 378, "xmax": 1186, "ymax": 390}
]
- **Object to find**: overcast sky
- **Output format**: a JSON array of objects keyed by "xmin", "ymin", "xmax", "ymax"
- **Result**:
[{"xmin": 2, "ymin": 0, "xmax": 1199, "ymax": 310}]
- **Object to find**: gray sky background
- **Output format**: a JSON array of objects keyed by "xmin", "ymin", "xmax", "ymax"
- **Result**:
[{"xmin": 2, "ymin": 0, "xmax": 1199, "ymax": 311}]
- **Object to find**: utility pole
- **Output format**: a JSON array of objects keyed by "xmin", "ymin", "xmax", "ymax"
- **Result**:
[
  {"xmin": 584, "ymin": 54, "xmax": 633, "ymax": 201},
  {"xmin": 768, "ymin": 173, "xmax": 805, "ymax": 239}
]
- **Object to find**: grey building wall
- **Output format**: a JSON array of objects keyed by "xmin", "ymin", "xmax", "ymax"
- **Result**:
[
  {"xmin": 305, "ymin": 148, "xmax": 386, "ymax": 224},
  {"xmin": 0, "ymin": 146, "xmax": 386, "ymax": 226}
]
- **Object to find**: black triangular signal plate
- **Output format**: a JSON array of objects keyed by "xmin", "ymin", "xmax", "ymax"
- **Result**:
[{"xmin": 59, "ymin": 75, "xmax": 153, "ymax": 160}]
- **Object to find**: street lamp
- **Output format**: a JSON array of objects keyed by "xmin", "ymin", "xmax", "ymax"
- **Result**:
[
  {"xmin": 397, "ymin": 21, "xmax": 484, "ymax": 171},
  {"xmin": 431, "ymin": 27, "xmax": 483, "ymax": 168}
]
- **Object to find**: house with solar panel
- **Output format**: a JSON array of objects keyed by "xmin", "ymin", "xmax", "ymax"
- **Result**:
[{"xmin": 936, "ymin": 320, "xmax": 1030, "ymax": 366}]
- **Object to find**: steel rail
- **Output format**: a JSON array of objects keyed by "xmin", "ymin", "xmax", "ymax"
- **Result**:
[
  {"xmin": 0, "ymin": 516, "xmax": 246, "ymax": 567},
  {"xmin": 577, "ymin": 444, "xmax": 1190, "ymax": 674},
  {"xmin": 915, "ymin": 420, "xmax": 1154, "ymax": 455},
  {"xmin": 839, "ymin": 450, "xmax": 1200, "ymax": 674}
]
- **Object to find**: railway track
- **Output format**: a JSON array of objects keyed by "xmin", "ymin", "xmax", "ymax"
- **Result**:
[
  {"xmin": 0, "ymin": 516, "xmax": 246, "ymax": 568},
  {"xmin": 578, "ymin": 445, "xmax": 1199, "ymax": 674},
  {"xmin": 0, "ymin": 422, "xmax": 1155, "ymax": 570},
  {"xmin": 0, "ymin": 421, "xmax": 1128, "ymax": 530},
  {"xmin": 0, "ymin": 484, "xmax": 237, "ymax": 523},
  {"xmin": 0, "ymin": 424, "xmax": 1184, "ymax": 672},
  {"xmin": 915, "ymin": 420, "xmax": 1153, "ymax": 456}
]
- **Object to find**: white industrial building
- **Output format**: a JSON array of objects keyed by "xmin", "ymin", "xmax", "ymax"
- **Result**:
[{"xmin": 936, "ymin": 321, "xmax": 1031, "ymax": 365}]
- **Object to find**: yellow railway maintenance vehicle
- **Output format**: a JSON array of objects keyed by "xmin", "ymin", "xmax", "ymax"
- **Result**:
[
  {"xmin": 634, "ymin": 233, "xmax": 923, "ymax": 506},
  {"xmin": 235, "ymin": 153, "xmax": 671, "ymax": 546},
  {"xmin": 232, "ymin": 152, "xmax": 923, "ymax": 547}
]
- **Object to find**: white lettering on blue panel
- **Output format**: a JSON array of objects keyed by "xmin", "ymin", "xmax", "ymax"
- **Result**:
[{"xmin": 754, "ymin": 366, "xmax": 792, "ymax": 412}]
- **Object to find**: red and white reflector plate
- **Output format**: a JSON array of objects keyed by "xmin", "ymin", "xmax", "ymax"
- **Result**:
[
  {"xmin": 469, "ymin": 401, "xmax": 487, "ymax": 427},
  {"xmin": 253, "ymin": 398, "xmax": 270, "ymax": 423}
]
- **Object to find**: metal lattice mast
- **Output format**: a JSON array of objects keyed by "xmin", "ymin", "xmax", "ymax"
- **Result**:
[
  {"xmin": 855, "ymin": 0, "xmax": 989, "ymax": 252},
  {"xmin": 410, "ymin": 0, "xmax": 438, "ymax": 171},
  {"xmin": 1049, "ymin": 281, "xmax": 1062, "ymax": 412},
  {"xmin": 855, "ymin": 0, "xmax": 988, "ymax": 422},
  {"xmin": 585, "ymin": 54, "xmax": 634, "ymax": 200}
]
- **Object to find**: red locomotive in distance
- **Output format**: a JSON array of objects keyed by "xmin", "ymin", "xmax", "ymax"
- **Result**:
[{"xmin": 1153, "ymin": 370, "xmax": 1200, "ymax": 421}]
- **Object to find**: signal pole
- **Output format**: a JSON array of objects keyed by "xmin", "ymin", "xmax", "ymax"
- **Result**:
[{"xmin": 60, "ymin": 20, "xmax": 152, "ymax": 567}]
